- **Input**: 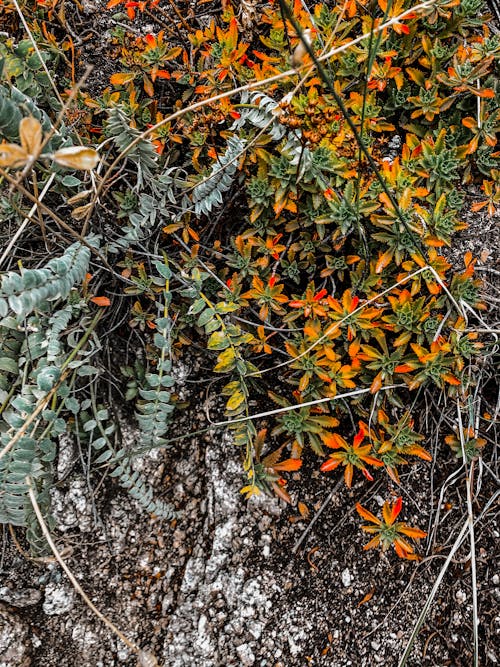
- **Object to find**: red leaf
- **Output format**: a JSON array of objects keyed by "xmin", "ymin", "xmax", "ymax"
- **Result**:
[
  {"xmin": 391, "ymin": 497, "xmax": 403, "ymax": 522},
  {"xmin": 320, "ymin": 458, "xmax": 341, "ymax": 472}
]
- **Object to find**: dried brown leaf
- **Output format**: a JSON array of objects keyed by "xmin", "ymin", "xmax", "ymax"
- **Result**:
[
  {"xmin": 0, "ymin": 143, "xmax": 28, "ymax": 168},
  {"xmin": 19, "ymin": 117, "xmax": 42, "ymax": 156},
  {"xmin": 53, "ymin": 146, "xmax": 99, "ymax": 170}
]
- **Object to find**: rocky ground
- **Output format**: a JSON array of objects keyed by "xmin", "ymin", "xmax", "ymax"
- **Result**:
[{"xmin": 1, "ymin": 329, "xmax": 499, "ymax": 666}]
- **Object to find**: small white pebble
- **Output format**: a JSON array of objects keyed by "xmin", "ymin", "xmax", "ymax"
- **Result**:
[{"xmin": 341, "ymin": 568, "xmax": 352, "ymax": 587}]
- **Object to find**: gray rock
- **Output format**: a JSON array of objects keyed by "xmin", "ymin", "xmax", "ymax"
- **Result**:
[
  {"xmin": 236, "ymin": 643, "xmax": 255, "ymax": 666},
  {"xmin": 42, "ymin": 583, "xmax": 74, "ymax": 616},
  {"xmin": 0, "ymin": 587, "xmax": 42, "ymax": 609},
  {"xmin": 0, "ymin": 607, "xmax": 32, "ymax": 666}
]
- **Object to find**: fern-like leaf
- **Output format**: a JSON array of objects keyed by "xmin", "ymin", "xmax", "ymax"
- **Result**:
[
  {"xmin": 0, "ymin": 238, "xmax": 98, "ymax": 320},
  {"xmin": 105, "ymin": 107, "xmax": 158, "ymax": 190},
  {"xmin": 192, "ymin": 135, "xmax": 245, "ymax": 216}
]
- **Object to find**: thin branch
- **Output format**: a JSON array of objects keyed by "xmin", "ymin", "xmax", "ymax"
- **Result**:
[
  {"xmin": 292, "ymin": 478, "xmax": 343, "ymax": 553},
  {"xmin": 456, "ymin": 403, "xmax": 479, "ymax": 667},
  {"xmin": 0, "ymin": 173, "xmax": 55, "ymax": 269}
]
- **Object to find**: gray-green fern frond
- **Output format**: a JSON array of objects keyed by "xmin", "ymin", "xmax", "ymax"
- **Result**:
[
  {"xmin": 193, "ymin": 135, "xmax": 245, "ymax": 216},
  {"xmin": 105, "ymin": 106, "xmax": 158, "ymax": 190},
  {"xmin": 110, "ymin": 459, "xmax": 176, "ymax": 519},
  {"xmin": 231, "ymin": 91, "xmax": 286, "ymax": 141},
  {"xmin": 0, "ymin": 237, "xmax": 99, "ymax": 320}
]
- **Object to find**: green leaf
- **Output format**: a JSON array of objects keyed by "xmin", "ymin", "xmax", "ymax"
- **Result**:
[
  {"xmin": 37, "ymin": 366, "xmax": 61, "ymax": 392},
  {"xmin": 77, "ymin": 365, "xmax": 98, "ymax": 376},
  {"xmin": 0, "ymin": 357, "xmax": 18, "ymax": 374},
  {"xmin": 204, "ymin": 319, "xmax": 220, "ymax": 334},
  {"xmin": 153, "ymin": 260, "xmax": 172, "ymax": 280},
  {"xmin": 146, "ymin": 373, "xmax": 161, "ymax": 387},
  {"xmin": 92, "ymin": 437, "xmax": 107, "ymax": 450},
  {"xmin": 197, "ymin": 308, "xmax": 215, "ymax": 327},
  {"xmin": 64, "ymin": 397, "xmax": 80, "ymax": 414},
  {"xmin": 188, "ymin": 298, "xmax": 206, "ymax": 316},
  {"xmin": 95, "ymin": 449, "xmax": 113, "ymax": 464},
  {"xmin": 61, "ymin": 175, "xmax": 81, "ymax": 187},
  {"xmin": 0, "ymin": 298, "xmax": 8, "ymax": 317}
]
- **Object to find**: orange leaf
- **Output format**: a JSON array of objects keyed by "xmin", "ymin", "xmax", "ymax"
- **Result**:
[
  {"xmin": 143, "ymin": 74, "xmax": 154, "ymax": 97},
  {"xmin": 370, "ymin": 372, "xmax": 383, "ymax": 394},
  {"xmin": 358, "ymin": 587, "xmax": 375, "ymax": 607},
  {"xmin": 356, "ymin": 502, "xmax": 381, "ymax": 525},
  {"xmin": 386, "ymin": 497, "xmax": 402, "ymax": 523},
  {"xmin": 399, "ymin": 525, "xmax": 427, "ymax": 539},
  {"xmin": 272, "ymin": 458, "xmax": 303, "ymax": 472},
  {"xmin": 395, "ymin": 364, "xmax": 414, "ymax": 373},
  {"xmin": 477, "ymin": 88, "xmax": 495, "ymax": 98},
  {"xmin": 375, "ymin": 249, "xmax": 393, "ymax": 274},
  {"xmin": 90, "ymin": 296, "xmax": 111, "ymax": 307},
  {"xmin": 298, "ymin": 501, "xmax": 309, "ymax": 518},
  {"xmin": 320, "ymin": 458, "xmax": 341, "ymax": 472},
  {"xmin": 443, "ymin": 373, "xmax": 461, "ymax": 386},
  {"xmin": 344, "ymin": 464, "xmax": 353, "ymax": 488}
]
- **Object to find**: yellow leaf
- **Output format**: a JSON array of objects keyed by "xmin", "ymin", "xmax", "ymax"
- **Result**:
[
  {"xmin": 240, "ymin": 484, "xmax": 260, "ymax": 499},
  {"xmin": 226, "ymin": 390, "xmax": 245, "ymax": 411},
  {"xmin": 165, "ymin": 46, "xmax": 183, "ymax": 60},
  {"xmin": 110, "ymin": 72, "xmax": 136, "ymax": 86},
  {"xmin": 0, "ymin": 143, "xmax": 28, "ymax": 168},
  {"xmin": 53, "ymin": 146, "xmax": 99, "ymax": 170},
  {"xmin": 214, "ymin": 347, "xmax": 236, "ymax": 373},
  {"xmin": 19, "ymin": 116, "xmax": 42, "ymax": 156}
]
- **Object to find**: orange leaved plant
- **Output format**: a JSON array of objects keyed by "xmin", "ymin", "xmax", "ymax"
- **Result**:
[
  {"xmin": 356, "ymin": 497, "xmax": 427, "ymax": 560},
  {"xmin": 320, "ymin": 423, "xmax": 383, "ymax": 487}
]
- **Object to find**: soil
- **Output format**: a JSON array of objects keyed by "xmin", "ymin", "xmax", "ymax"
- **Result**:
[{"xmin": 1, "ymin": 2, "xmax": 500, "ymax": 666}]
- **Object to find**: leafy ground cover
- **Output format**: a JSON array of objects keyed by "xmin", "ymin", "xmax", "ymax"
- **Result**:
[{"xmin": 0, "ymin": 0, "xmax": 499, "ymax": 664}]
